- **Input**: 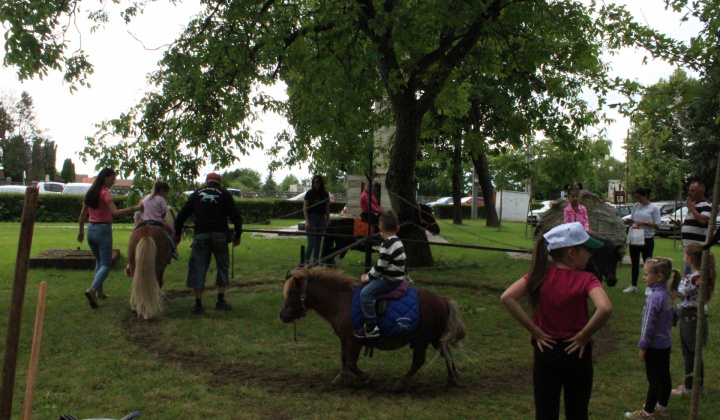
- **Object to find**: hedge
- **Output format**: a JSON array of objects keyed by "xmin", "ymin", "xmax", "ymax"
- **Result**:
[{"xmin": 0, "ymin": 193, "xmax": 345, "ymax": 224}]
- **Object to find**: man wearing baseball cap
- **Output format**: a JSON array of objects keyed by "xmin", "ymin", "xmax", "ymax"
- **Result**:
[{"xmin": 174, "ymin": 172, "xmax": 243, "ymax": 314}]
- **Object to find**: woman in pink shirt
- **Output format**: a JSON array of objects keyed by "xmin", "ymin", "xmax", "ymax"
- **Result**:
[
  {"xmin": 564, "ymin": 184, "xmax": 591, "ymax": 232},
  {"xmin": 78, "ymin": 168, "xmax": 142, "ymax": 309},
  {"xmin": 360, "ymin": 181, "xmax": 383, "ymax": 224}
]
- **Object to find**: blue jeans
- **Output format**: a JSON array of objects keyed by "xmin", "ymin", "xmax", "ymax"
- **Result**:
[
  {"xmin": 305, "ymin": 213, "xmax": 326, "ymax": 263},
  {"xmin": 360, "ymin": 276, "xmax": 400, "ymax": 326},
  {"xmin": 87, "ymin": 223, "xmax": 113, "ymax": 292},
  {"xmin": 187, "ymin": 232, "xmax": 230, "ymax": 289}
]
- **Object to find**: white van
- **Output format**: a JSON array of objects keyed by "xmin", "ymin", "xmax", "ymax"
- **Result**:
[
  {"xmin": 63, "ymin": 183, "xmax": 92, "ymax": 195},
  {"xmin": 35, "ymin": 182, "xmax": 65, "ymax": 194},
  {"xmin": 0, "ymin": 185, "xmax": 30, "ymax": 193}
]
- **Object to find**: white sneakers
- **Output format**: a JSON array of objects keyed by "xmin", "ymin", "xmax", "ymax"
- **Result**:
[{"xmin": 623, "ymin": 285, "xmax": 638, "ymax": 293}]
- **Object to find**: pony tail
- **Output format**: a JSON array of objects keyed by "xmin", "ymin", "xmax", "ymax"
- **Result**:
[
  {"xmin": 130, "ymin": 237, "xmax": 166, "ymax": 319},
  {"xmin": 527, "ymin": 238, "xmax": 550, "ymax": 311}
]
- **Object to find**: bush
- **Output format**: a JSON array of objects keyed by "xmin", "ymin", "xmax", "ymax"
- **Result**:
[{"xmin": 0, "ymin": 193, "xmax": 345, "ymax": 224}]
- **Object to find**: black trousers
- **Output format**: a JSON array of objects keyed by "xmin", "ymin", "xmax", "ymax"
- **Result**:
[
  {"xmin": 629, "ymin": 237, "xmax": 655, "ymax": 287},
  {"xmin": 533, "ymin": 342, "xmax": 593, "ymax": 420},
  {"xmin": 644, "ymin": 347, "xmax": 672, "ymax": 412}
]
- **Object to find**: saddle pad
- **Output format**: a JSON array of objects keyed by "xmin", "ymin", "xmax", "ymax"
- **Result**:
[
  {"xmin": 351, "ymin": 286, "xmax": 419, "ymax": 337},
  {"xmin": 353, "ymin": 219, "xmax": 376, "ymax": 237}
]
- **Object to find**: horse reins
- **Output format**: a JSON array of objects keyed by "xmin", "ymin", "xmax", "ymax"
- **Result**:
[{"xmin": 282, "ymin": 275, "xmax": 309, "ymax": 342}]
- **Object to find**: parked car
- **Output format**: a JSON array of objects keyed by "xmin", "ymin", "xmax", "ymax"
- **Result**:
[
  {"xmin": 527, "ymin": 200, "xmax": 553, "ymax": 226},
  {"xmin": 622, "ymin": 202, "xmax": 682, "ymax": 226},
  {"xmin": 227, "ymin": 188, "xmax": 243, "ymax": 198},
  {"xmin": 427, "ymin": 197, "xmax": 453, "ymax": 208},
  {"xmin": 62, "ymin": 183, "xmax": 92, "ymax": 195},
  {"xmin": 36, "ymin": 181, "xmax": 65, "ymax": 193},
  {"xmin": 288, "ymin": 191, "xmax": 335, "ymax": 201},
  {"xmin": 460, "ymin": 196, "xmax": 484, "ymax": 205},
  {"xmin": 0, "ymin": 182, "xmax": 65, "ymax": 194},
  {"xmin": 656, "ymin": 206, "xmax": 720, "ymax": 238},
  {"xmin": 0, "ymin": 185, "xmax": 30, "ymax": 193}
]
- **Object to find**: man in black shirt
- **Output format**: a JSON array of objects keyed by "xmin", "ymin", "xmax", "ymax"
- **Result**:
[{"xmin": 175, "ymin": 173, "xmax": 243, "ymax": 314}]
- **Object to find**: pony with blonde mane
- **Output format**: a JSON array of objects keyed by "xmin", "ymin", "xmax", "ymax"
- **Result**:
[
  {"xmin": 279, "ymin": 266, "xmax": 466, "ymax": 392},
  {"xmin": 127, "ymin": 208, "xmax": 176, "ymax": 319}
]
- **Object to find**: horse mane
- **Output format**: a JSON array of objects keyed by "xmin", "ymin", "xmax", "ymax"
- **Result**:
[{"xmin": 284, "ymin": 266, "xmax": 356, "ymax": 298}]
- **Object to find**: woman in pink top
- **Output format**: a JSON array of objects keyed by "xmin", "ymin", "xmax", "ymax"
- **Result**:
[
  {"xmin": 78, "ymin": 168, "xmax": 142, "ymax": 309},
  {"xmin": 563, "ymin": 184, "xmax": 591, "ymax": 232},
  {"xmin": 501, "ymin": 222, "xmax": 612, "ymax": 420},
  {"xmin": 360, "ymin": 181, "xmax": 383, "ymax": 224}
]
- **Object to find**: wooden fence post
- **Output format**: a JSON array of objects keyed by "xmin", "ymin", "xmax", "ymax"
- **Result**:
[{"xmin": 0, "ymin": 187, "xmax": 39, "ymax": 420}]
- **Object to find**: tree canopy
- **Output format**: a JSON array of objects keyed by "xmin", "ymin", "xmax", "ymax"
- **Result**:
[{"xmin": 1, "ymin": 0, "xmax": 678, "ymax": 265}]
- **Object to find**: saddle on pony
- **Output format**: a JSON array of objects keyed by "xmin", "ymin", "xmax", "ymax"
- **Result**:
[
  {"xmin": 351, "ymin": 278, "xmax": 419, "ymax": 337},
  {"xmin": 353, "ymin": 218, "xmax": 377, "ymax": 237},
  {"xmin": 135, "ymin": 220, "xmax": 176, "ymax": 251}
]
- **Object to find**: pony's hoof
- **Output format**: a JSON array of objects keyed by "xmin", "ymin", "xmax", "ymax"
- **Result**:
[
  {"xmin": 444, "ymin": 378, "xmax": 465, "ymax": 390},
  {"xmin": 390, "ymin": 382, "xmax": 407, "ymax": 393},
  {"xmin": 331, "ymin": 374, "xmax": 349, "ymax": 386},
  {"xmin": 359, "ymin": 372, "xmax": 374, "ymax": 386}
]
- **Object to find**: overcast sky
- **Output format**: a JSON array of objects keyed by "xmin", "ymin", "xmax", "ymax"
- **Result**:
[{"xmin": 0, "ymin": 0, "xmax": 703, "ymax": 182}]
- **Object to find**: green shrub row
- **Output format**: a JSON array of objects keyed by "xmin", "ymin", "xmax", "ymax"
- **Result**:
[{"xmin": 0, "ymin": 193, "xmax": 345, "ymax": 224}]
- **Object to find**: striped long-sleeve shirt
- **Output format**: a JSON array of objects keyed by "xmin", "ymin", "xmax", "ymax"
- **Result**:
[{"xmin": 368, "ymin": 236, "xmax": 406, "ymax": 281}]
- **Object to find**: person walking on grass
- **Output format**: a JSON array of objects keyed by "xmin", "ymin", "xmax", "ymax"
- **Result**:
[
  {"xmin": 624, "ymin": 257, "xmax": 678, "ymax": 419},
  {"xmin": 624, "ymin": 187, "xmax": 661, "ymax": 295},
  {"xmin": 78, "ymin": 168, "xmax": 143, "ymax": 309},
  {"xmin": 174, "ymin": 173, "xmax": 243, "ymax": 314},
  {"xmin": 669, "ymin": 242, "xmax": 715, "ymax": 397},
  {"xmin": 501, "ymin": 222, "xmax": 612, "ymax": 420}
]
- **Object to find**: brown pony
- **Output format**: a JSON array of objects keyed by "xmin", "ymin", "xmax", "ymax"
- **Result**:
[
  {"xmin": 279, "ymin": 266, "xmax": 466, "ymax": 392},
  {"xmin": 126, "ymin": 209, "xmax": 176, "ymax": 319}
]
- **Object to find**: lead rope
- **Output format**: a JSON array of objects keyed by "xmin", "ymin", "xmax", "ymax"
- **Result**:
[{"xmin": 293, "ymin": 319, "xmax": 299, "ymax": 343}]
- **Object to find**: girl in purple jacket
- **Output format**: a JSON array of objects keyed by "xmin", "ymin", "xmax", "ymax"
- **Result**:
[{"xmin": 625, "ymin": 257, "xmax": 680, "ymax": 419}]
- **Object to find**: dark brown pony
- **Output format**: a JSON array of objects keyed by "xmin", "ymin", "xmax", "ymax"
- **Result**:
[
  {"xmin": 127, "ymin": 209, "xmax": 176, "ymax": 319},
  {"xmin": 279, "ymin": 266, "xmax": 466, "ymax": 392}
]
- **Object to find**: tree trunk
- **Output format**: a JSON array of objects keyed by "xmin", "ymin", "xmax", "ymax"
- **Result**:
[
  {"xmin": 386, "ymin": 105, "xmax": 433, "ymax": 268},
  {"xmin": 451, "ymin": 139, "xmax": 463, "ymax": 225},
  {"xmin": 472, "ymin": 153, "xmax": 499, "ymax": 227}
]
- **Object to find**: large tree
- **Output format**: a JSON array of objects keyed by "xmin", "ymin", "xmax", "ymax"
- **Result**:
[
  {"xmin": 0, "ymin": 90, "xmax": 55, "ymax": 181},
  {"xmin": 2, "ymin": 0, "xmax": 668, "ymax": 265}
]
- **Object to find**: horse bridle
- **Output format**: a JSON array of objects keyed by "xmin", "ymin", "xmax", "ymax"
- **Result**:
[
  {"xmin": 282, "ymin": 272, "xmax": 309, "ymax": 342},
  {"xmin": 416, "ymin": 205, "xmax": 438, "ymax": 230}
]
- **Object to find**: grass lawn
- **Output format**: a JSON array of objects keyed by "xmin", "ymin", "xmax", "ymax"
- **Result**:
[{"xmin": 0, "ymin": 218, "xmax": 717, "ymax": 419}]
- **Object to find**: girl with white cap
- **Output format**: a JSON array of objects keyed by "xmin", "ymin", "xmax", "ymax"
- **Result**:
[{"xmin": 501, "ymin": 222, "xmax": 613, "ymax": 420}]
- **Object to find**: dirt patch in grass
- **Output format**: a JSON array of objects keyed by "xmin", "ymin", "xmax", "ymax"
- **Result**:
[{"xmin": 120, "ymin": 284, "xmax": 619, "ymax": 399}]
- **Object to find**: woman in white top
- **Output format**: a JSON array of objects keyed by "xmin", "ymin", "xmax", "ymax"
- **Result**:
[{"xmin": 624, "ymin": 187, "xmax": 662, "ymax": 293}]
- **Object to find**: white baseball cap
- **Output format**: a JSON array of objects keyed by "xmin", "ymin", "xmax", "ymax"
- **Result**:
[{"xmin": 544, "ymin": 222, "xmax": 604, "ymax": 251}]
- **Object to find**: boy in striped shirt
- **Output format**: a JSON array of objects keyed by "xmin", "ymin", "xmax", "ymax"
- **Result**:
[{"xmin": 354, "ymin": 209, "xmax": 407, "ymax": 338}]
